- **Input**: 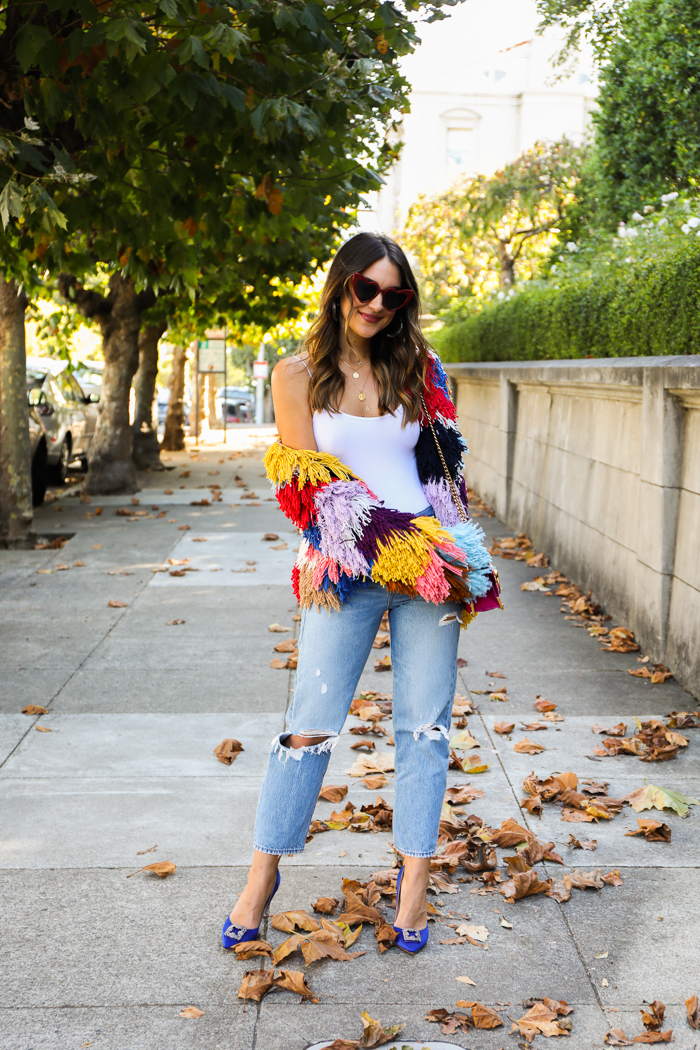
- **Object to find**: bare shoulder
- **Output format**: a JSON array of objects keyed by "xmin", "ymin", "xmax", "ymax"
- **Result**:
[{"xmin": 272, "ymin": 352, "xmax": 312, "ymax": 389}]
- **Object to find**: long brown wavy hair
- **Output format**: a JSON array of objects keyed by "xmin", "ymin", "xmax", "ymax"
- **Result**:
[{"xmin": 305, "ymin": 233, "xmax": 430, "ymax": 424}]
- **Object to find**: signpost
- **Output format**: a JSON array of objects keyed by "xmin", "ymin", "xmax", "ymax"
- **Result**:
[
  {"xmin": 254, "ymin": 347, "xmax": 268, "ymax": 425},
  {"xmin": 196, "ymin": 333, "xmax": 227, "ymax": 444}
]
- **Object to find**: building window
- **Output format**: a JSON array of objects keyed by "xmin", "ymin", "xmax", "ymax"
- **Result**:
[{"xmin": 446, "ymin": 127, "xmax": 472, "ymax": 170}]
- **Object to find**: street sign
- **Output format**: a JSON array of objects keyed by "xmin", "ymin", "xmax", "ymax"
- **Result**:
[
  {"xmin": 253, "ymin": 360, "xmax": 269, "ymax": 380},
  {"xmin": 198, "ymin": 339, "xmax": 226, "ymax": 373}
]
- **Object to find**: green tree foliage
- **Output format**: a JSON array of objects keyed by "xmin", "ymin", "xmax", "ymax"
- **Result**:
[
  {"xmin": 431, "ymin": 195, "xmax": 700, "ymax": 361},
  {"xmin": 400, "ymin": 138, "xmax": 585, "ymax": 316},
  {"xmin": 592, "ymin": 0, "xmax": 700, "ymax": 221},
  {"xmin": 0, "ymin": 0, "xmax": 460, "ymax": 497},
  {"xmin": 534, "ymin": 0, "xmax": 629, "ymax": 69}
]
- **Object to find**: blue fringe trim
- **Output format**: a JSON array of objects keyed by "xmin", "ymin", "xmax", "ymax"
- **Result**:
[
  {"xmin": 303, "ymin": 525, "xmax": 322, "ymax": 551},
  {"xmin": 444, "ymin": 519, "xmax": 493, "ymax": 598}
]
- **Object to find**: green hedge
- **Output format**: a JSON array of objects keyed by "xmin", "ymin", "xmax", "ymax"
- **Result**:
[{"xmin": 431, "ymin": 237, "xmax": 700, "ymax": 362}]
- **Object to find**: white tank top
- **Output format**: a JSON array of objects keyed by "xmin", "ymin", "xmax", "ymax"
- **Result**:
[{"xmin": 312, "ymin": 409, "xmax": 428, "ymax": 514}]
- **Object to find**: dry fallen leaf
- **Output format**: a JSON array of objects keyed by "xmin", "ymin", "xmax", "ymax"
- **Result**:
[
  {"xmin": 269, "ymin": 910, "xmax": 320, "ymax": 934},
  {"xmin": 325, "ymin": 1011, "xmax": 404, "ymax": 1050},
  {"xmin": 179, "ymin": 1006, "xmax": 204, "ymax": 1019},
  {"xmin": 450, "ymin": 730, "xmax": 481, "ymax": 750},
  {"xmin": 214, "ymin": 738, "xmax": 244, "ymax": 765},
  {"xmin": 127, "ymin": 861, "xmax": 176, "ymax": 879},
  {"xmin": 318, "ymin": 784, "xmax": 348, "ymax": 803},
  {"xmin": 511, "ymin": 1000, "xmax": 574, "ymax": 1039},
  {"xmin": 108, "ymin": 599, "xmax": 127, "ymax": 608},
  {"xmin": 568, "ymin": 835, "xmax": 597, "ymax": 851},
  {"xmin": 494, "ymin": 720, "xmax": 516, "ymax": 735},
  {"xmin": 534, "ymin": 696, "xmax": 557, "ymax": 712},
  {"xmin": 624, "ymin": 784, "xmax": 699, "ymax": 817},
  {"xmin": 268, "ymin": 623, "xmax": 291, "ymax": 632},
  {"xmin": 456, "ymin": 975, "xmax": 477, "ymax": 985},
  {"xmin": 136, "ymin": 845, "xmax": 157, "ymax": 856},
  {"xmin": 514, "ymin": 737, "xmax": 546, "ymax": 755},
  {"xmin": 592, "ymin": 722, "xmax": 628, "ymax": 736},
  {"xmin": 166, "ymin": 619, "xmax": 186, "ymax": 626},
  {"xmin": 22, "ymin": 705, "xmax": 48, "ymax": 715},
  {"xmin": 455, "ymin": 923, "xmax": 488, "ymax": 941},
  {"xmin": 626, "ymin": 818, "xmax": 671, "ymax": 842},
  {"xmin": 444, "ymin": 784, "xmax": 485, "ymax": 805},
  {"xmin": 312, "ymin": 897, "xmax": 339, "ymax": 915},
  {"xmin": 273, "ymin": 639, "xmax": 297, "ymax": 653},
  {"xmin": 35, "ymin": 725, "xmax": 54, "ymax": 732},
  {"xmin": 361, "ymin": 775, "xmax": 388, "ymax": 790},
  {"xmin": 374, "ymin": 655, "xmax": 392, "ymax": 672},
  {"xmin": 686, "ymin": 995, "xmax": 700, "ymax": 1030},
  {"xmin": 501, "ymin": 870, "xmax": 551, "ymax": 902},
  {"xmin": 344, "ymin": 752, "xmax": 395, "ymax": 777},
  {"xmin": 450, "ymin": 752, "xmax": 492, "ymax": 774}
]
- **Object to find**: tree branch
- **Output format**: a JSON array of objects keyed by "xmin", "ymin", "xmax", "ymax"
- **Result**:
[{"xmin": 57, "ymin": 274, "xmax": 111, "ymax": 319}]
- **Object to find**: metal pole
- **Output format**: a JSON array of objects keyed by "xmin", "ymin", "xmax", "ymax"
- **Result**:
[
  {"xmin": 255, "ymin": 344, "xmax": 265, "ymax": 426},
  {"xmin": 223, "ymin": 327, "xmax": 227, "ymax": 445},
  {"xmin": 194, "ymin": 340, "xmax": 199, "ymax": 445}
]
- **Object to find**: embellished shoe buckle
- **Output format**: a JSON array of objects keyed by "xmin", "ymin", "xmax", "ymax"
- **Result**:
[
  {"xmin": 402, "ymin": 928, "xmax": 422, "ymax": 943},
  {"xmin": 224, "ymin": 924, "xmax": 247, "ymax": 942}
]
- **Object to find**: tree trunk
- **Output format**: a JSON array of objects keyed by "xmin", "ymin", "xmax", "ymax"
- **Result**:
[
  {"xmin": 132, "ymin": 321, "xmax": 167, "ymax": 470},
  {"xmin": 206, "ymin": 373, "xmax": 218, "ymax": 430},
  {"xmin": 0, "ymin": 277, "xmax": 36, "ymax": 549},
  {"xmin": 162, "ymin": 343, "xmax": 187, "ymax": 452},
  {"xmin": 196, "ymin": 368, "xmax": 206, "ymax": 442},
  {"xmin": 58, "ymin": 272, "xmax": 155, "ymax": 495},
  {"xmin": 497, "ymin": 240, "xmax": 516, "ymax": 287}
]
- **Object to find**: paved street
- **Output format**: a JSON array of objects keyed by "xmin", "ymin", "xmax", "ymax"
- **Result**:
[{"xmin": 1, "ymin": 429, "xmax": 698, "ymax": 1050}]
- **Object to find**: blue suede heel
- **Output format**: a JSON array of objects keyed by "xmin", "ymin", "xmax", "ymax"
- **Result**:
[
  {"xmin": 222, "ymin": 870, "xmax": 281, "ymax": 949},
  {"xmin": 392, "ymin": 865, "xmax": 429, "ymax": 954}
]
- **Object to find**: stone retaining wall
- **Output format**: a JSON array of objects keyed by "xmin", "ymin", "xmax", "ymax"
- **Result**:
[{"xmin": 444, "ymin": 357, "xmax": 700, "ymax": 699}]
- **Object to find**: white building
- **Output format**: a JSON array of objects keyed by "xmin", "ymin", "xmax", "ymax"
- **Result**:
[{"xmin": 363, "ymin": 0, "xmax": 598, "ymax": 233}]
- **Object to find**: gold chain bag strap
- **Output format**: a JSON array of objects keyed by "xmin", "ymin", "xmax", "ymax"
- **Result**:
[{"xmin": 420, "ymin": 394, "xmax": 468, "ymax": 523}]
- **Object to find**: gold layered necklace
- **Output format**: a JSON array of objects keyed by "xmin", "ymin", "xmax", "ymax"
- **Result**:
[{"xmin": 340, "ymin": 351, "xmax": 372, "ymax": 411}]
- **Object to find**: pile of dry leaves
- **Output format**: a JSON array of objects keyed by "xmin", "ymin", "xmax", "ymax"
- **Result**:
[
  {"xmin": 591, "ymin": 716, "xmax": 692, "ymax": 762},
  {"xmin": 466, "ymin": 487, "xmax": 495, "ymax": 519},
  {"xmin": 426, "ymin": 1000, "xmax": 503, "ymax": 1033},
  {"xmin": 605, "ymin": 999, "xmax": 674, "ymax": 1044},
  {"xmin": 489, "ymin": 532, "xmax": 548, "ymax": 565},
  {"xmin": 324, "ymin": 1011, "xmax": 404, "ymax": 1049}
]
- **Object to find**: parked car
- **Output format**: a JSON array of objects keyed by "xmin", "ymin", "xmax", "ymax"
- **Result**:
[
  {"xmin": 26, "ymin": 357, "xmax": 98, "ymax": 484},
  {"xmin": 156, "ymin": 389, "xmax": 190, "ymax": 426},
  {"xmin": 28, "ymin": 404, "xmax": 48, "ymax": 506},
  {"xmin": 217, "ymin": 386, "xmax": 254, "ymax": 423},
  {"xmin": 72, "ymin": 360, "xmax": 104, "ymax": 400}
]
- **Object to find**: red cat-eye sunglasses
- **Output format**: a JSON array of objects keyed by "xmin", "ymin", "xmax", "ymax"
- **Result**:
[{"xmin": 350, "ymin": 271, "xmax": 415, "ymax": 313}]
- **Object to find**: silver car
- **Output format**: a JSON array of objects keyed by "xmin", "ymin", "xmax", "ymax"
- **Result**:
[{"xmin": 26, "ymin": 357, "xmax": 98, "ymax": 484}]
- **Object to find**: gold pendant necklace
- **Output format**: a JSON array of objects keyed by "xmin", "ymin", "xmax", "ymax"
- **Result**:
[{"xmin": 341, "ymin": 356, "xmax": 371, "ymax": 411}]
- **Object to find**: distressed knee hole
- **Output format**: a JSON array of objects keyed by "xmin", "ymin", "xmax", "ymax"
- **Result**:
[
  {"xmin": 270, "ymin": 731, "xmax": 340, "ymax": 762},
  {"xmin": 439, "ymin": 613, "xmax": 461, "ymax": 626},
  {"xmin": 412, "ymin": 722, "xmax": 450, "ymax": 742}
]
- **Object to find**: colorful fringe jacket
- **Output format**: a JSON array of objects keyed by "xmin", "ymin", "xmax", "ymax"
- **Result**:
[{"xmin": 264, "ymin": 352, "xmax": 502, "ymax": 626}]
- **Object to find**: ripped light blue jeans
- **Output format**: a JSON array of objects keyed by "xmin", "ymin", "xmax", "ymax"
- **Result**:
[{"xmin": 253, "ymin": 580, "xmax": 461, "ymax": 858}]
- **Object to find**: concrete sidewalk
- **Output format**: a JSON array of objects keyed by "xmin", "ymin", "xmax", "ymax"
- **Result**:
[{"xmin": 1, "ymin": 431, "xmax": 698, "ymax": 1050}]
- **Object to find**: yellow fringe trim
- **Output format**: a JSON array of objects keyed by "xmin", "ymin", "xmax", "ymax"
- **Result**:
[
  {"xmin": 370, "ymin": 527, "xmax": 433, "ymax": 588},
  {"xmin": 410, "ymin": 514, "xmax": 455, "ymax": 548},
  {"xmin": 264, "ymin": 441, "xmax": 358, "ymax": 488}
]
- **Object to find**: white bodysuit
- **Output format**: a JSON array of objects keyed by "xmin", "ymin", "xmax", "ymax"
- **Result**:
[{"xmin": 312, "ymin": 409, "xmax": 427, "ymax": 514}]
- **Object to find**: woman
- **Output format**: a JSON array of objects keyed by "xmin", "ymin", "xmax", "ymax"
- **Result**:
[{"xmin": 222, "ymin": 232, "xmax": 500, "ymax": 955}]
